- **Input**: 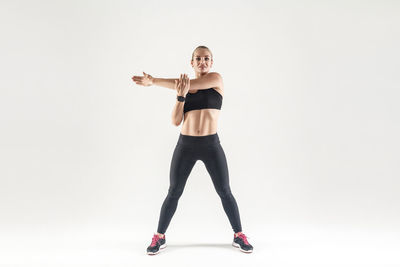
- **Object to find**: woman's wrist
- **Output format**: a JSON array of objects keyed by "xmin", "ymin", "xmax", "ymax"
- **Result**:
[{"xmin": 177, "ymin": 89, "xmax": 184, "ymax": 97}]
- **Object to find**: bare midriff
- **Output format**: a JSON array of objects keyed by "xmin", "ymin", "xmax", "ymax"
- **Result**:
[{"xmin": 180, "ymin": 109, "xmax": 220, "ymax": 136}]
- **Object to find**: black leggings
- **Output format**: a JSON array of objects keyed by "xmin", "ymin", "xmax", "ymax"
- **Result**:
[{"xmin": 157, "ymin": 132, "xmax": 242, "ymax": 234}]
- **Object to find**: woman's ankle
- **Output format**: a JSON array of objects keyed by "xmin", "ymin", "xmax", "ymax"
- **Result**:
[{"xmin": 156, "ymin": 232, "xmax": 165, "ymax": 238}]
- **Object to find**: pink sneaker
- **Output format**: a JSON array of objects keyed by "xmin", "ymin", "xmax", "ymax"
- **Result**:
[
  {"xmin": 232, "ymin": 232, "xmax": 253, "ymax": 253},
  {"xmin": 146, "ymin": 233, "xmax": 166, "ymax": 255}
]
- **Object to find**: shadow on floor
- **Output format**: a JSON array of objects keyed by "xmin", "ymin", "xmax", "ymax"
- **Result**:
[{"xmin": 164, "ymin": 243, "xmax": 234, "ymax": 251}]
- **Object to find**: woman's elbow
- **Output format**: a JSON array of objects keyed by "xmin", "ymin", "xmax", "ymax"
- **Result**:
[{"xmin": 172, "ymin": 117, "xmax": 182, "ymax": 126}]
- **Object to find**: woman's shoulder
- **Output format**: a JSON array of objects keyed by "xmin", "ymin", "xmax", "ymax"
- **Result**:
[
  {"xmin": 207, "ymin": 71, "xmax": 223, "ymax": 80},
  {"xmin": 207, "ymin": 72, "xmax": 224, "ymax": 95}
]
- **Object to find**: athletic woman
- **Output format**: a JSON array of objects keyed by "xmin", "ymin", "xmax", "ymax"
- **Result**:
[{"xmin": 132, "ymin": 46, "xmax": 253, "ymax": 254}]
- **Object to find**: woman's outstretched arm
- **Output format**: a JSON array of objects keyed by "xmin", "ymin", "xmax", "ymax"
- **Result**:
[
  {"xmin": 132, "ymin": 72, "xmax": 176, "ymax": 90},
  {"xmin": 153, "ymin": 78, "xmax": 178, "ymax": 90},
  {"xmin": 132, "ymin": 72, "xmax": 223, "ymax": 91},
  {"xmin": 188, "ymin": 72, "xmax": 223, "ymax": 90}
]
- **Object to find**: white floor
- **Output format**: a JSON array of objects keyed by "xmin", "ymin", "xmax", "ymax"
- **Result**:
[{"xmin": 1, "ymin": 224, "xmax": 399, "ymax": 267}]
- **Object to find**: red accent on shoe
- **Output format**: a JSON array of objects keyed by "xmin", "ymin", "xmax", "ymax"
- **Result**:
[
  {"xmin": 236, "ymin": 232, "xmax": 250, "ymax": 245},
  {"xmin": 150, "ymin": 234, "xmax": 162, "ymax": 246}
]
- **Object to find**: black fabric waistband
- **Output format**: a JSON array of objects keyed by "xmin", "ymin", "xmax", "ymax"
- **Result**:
[{"xmin": 177, "ymin": 132, "xmax": 220, "ymax": 146}]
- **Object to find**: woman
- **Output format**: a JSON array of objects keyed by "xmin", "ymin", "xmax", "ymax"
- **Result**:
[{"xmin": 132, "ymin": 46, "xmax": 253, "ymax": 255}]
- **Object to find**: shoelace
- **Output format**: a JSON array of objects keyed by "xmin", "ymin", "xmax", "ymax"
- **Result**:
[
  {"xmin": 150, "ymin": 234, "xmax": 161, "ymax": 246},
  {"xmin": 236, "ymin": 233, "xmax": 250, "ymax": 245}
]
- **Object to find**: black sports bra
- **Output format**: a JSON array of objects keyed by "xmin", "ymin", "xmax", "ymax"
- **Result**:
[{"xmin": 183, "ymin": 88, "xmax": 223, "ymax": 114}]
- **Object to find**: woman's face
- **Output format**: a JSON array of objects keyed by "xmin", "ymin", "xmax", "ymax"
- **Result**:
[{"xmin": 191, "ymin": 49, "xmax": 213, "ymax": 74}]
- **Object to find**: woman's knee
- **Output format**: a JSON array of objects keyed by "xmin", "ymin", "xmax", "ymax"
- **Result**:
[
  {"xmin": 216, "ymin": 186, "xmax": 233, "ymax": 199},
  {"xmin": 167, "ymin": 186, "xmax": 184, "ymax": 199}
]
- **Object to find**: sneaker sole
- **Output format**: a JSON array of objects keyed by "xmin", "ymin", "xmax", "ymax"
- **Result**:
[
  {"xmin": 146, "ymin": 243, "xmax": 167, "ymax": 255},
  {"xmin": 232, "ymin": 241, "xmax": 253, "ymax": 253}
]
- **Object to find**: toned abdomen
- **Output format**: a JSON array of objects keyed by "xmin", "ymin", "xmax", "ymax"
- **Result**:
[{"xmin": 181, "ymin": 109, "xmax": 220, "ymax": 136}]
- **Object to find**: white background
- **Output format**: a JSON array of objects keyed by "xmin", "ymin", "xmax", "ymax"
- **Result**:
[{"xmin": 0, "ymin": 0, "xmax": 399, "ymax": 266}]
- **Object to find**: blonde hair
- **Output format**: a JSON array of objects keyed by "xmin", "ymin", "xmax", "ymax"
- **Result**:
[{"xmin": 191, "ymin": 46, "xmax": 213, "ymax": 61}]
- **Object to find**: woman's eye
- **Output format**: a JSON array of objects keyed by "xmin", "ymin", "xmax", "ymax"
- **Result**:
[{"xmin": 195, "ymin": 57, "xmax": 210, "ymax": 61}]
